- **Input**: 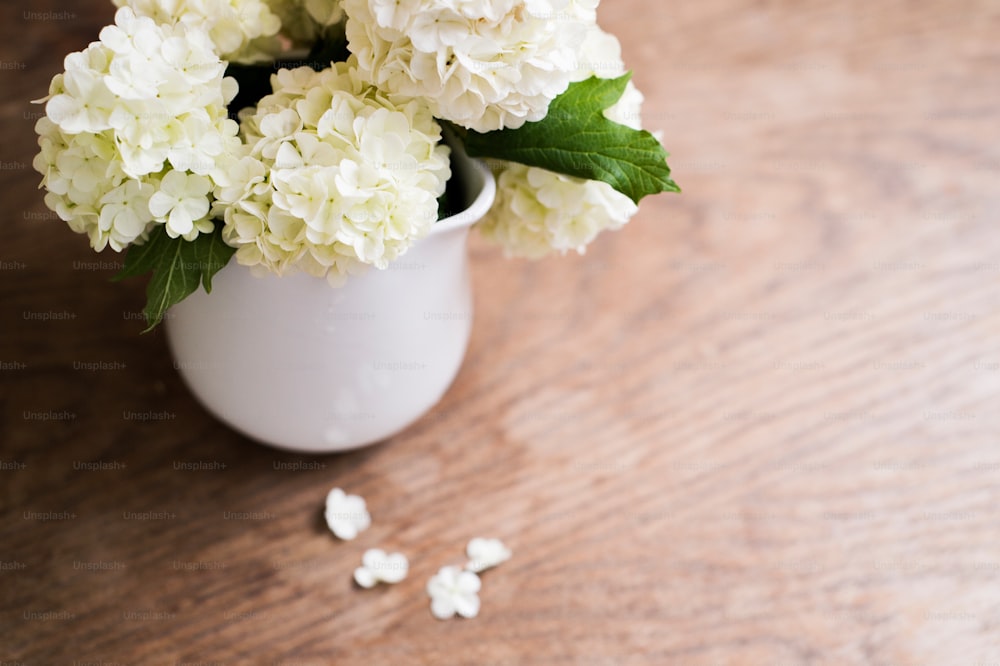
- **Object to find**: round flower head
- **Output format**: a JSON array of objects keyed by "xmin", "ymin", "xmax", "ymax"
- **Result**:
[
  {"xmin": 343, "ymin": 0, "xmax": 598, "ymax": 132},
  {"xmin": 481, "ymin": 163, "xmax": 638, "ymax": 258},
  {"xmin": 216, "ymin": 60, "xmax": 451, "ymax": 284},
  {"xmin": 33, "ymin": 8, "xmax": 242, "ymax": 251},
  {"xmin": 112, "ymin": 0, "xmax": 284, "ymax": 63},
  {"xmin": 477, "ymin": 25, "xmax": 646, "ymax": 257}
]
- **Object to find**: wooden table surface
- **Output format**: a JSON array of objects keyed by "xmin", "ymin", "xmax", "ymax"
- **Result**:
[{"xmin": 2, "ymin": 0, "xmax": 999, "ymax": 663}]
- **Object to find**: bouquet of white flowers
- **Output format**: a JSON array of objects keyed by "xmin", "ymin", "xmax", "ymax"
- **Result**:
[{"xmin": 34, "ymin": 0, "xmax": 678, "ymax": 329}]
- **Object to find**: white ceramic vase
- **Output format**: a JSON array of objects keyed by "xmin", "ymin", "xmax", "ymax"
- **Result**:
[{"xmin": 165, "ymin": 144, "xmax": 496, "ymax": 453}]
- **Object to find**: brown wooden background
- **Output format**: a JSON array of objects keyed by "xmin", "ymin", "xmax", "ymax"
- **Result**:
[{"xmin": 2, "ymin": 0, "xmax": 999, "ymax": 663}]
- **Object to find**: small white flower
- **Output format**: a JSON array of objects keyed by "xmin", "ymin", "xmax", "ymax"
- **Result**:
[
  {"xmin": 34, "ymin": 7, "xmax": 241, "ymax": 252},
  {"xmin": 426, "ymin": 565, "xmax": 481, "ymax": 620},
  {"xmin": 148, "ymin": 170, "xmax": 213, "ymax": 239},
  {"xmin": 465, "ymin": 537, "xmax": 511, "ymax": 573},
  {"xmin": 45, "ymin": 61, "xmax": 116, "ymax": 134},
  {"xmin": 98, "ymin": 179, "xmax": 156, "ymax": 251},
  {"xmin": 353, "ymin": 548, "xmax": 408, "ymax": 588},
  {"xmin": 324, "ymin": 487, "xmax": 371, "ymax": 540}
]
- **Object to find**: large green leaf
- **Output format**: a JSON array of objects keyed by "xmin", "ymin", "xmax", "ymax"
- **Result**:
[
  {"xmin": 458, "ymin": 74, "xmax": 680, "ymax": 204},
  {"xmin": 115, "ymin": 222, "xmax": 236, "ymax": 332}
]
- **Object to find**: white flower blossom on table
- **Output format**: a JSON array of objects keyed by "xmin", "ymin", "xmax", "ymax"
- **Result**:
[
  {"xmin": 33, "ymin": 8, "xmax": 241, "ymax": 251},
  {"xmin": 343, "ymin": 0, "xmax": 597, "ymax": 132},
  {"xmin": 427, "ymin": 565, "xmax": 481, "ymax": 620},
  {"xmin": 477, "ymin": 25, "xmax": 645, "ymax": 258},
  {"xmin": 324, "ymin": 487, "xmax": 371, "ymax": 540},
  {"xmin": 216, "ymin": 60, "xmax": 451, "ymax": 284},
  {"xmin": 353, "ymin": 548, "xmax": 409, "ymax": 588},
  {"xmin": 465, "ymin": 537, "xmax": 511, "ymax": 573},
  {"xmin": 112, "ymin": 0, "xmax": 284, "ymax": 63}
]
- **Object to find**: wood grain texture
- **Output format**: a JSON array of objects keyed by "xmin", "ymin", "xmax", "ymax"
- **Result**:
[{"xmin": 2, "ymin": 0, "xmax": 1000, "ymax": 663}]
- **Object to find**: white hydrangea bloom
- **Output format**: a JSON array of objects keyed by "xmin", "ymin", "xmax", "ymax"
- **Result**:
[
  {"xmin": 477, "ymin": 26, "xmax": 646, "ymax": 258},
  {"xmin": 343, "ymin": 0, "xmax": 597, "ymax": 132},
  {"xmin": 480, "ymin": 163, "xmax": 638, "ymax": 258},
  {"xmin": 112, "ymin": 0, "xmax": 284, "ymax": 63},
  {"xmin": 33, "ymin": 8, "xmax": 241, "ymax": 252},
  {"xmin": 216, "ymin": 60, "xmax": 451, "ymax": 284}
]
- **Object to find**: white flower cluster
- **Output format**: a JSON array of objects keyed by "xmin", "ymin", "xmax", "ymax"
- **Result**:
[
  {"xmin": 266, "ymin": 0, "xmax": 345, "ymax": 47},
  {"xmin": 33, "ymin": 8, "xmax": 241, "ymax": 251},
  {"xmin": 216, "ymin": 61, "xmax": 451, "ymax": 283},
  {"xmin": 112, "ymin": 0, "xmax": 284, "ymax": 63},
  {"xmin": 323, "ymin": 488, "xmax": 513, "ymax": 620},
  {"xmin": 324, "ymin": 489, "xmax": 408, "ymax": 588},
  {"xmin": 36, "ymin": 1, "xmax": 659, "ymax": 286},
  {"xmin": 343, "ymin": 0, "xmax": 597, "ymax": 132},
  {"xmin": 478, "ymin": 26, "xmax": 644, "ymax": 258},
  {"xmin": 479, "ymin": 163, "xmax": 638, "ymax": 258}
]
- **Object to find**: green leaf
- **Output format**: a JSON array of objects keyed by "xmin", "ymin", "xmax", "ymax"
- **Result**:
[
  {"xmin": 194, "ymin": 226, "xmax": 235, "ymax": 293},
  {"xmin": 142, "ymin": 233, "xmax": 202, "ymax": 333},
  {"xmin": 116, "ymin": 222, "xmax": 235, "ymax": 332},
  {"xmin": 458, "ymin": 73, "xmax": 680, "ymax": 204},
  {"xmin": 112, "ymin": 226, "xmax": 170, "ymax": 281}
]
